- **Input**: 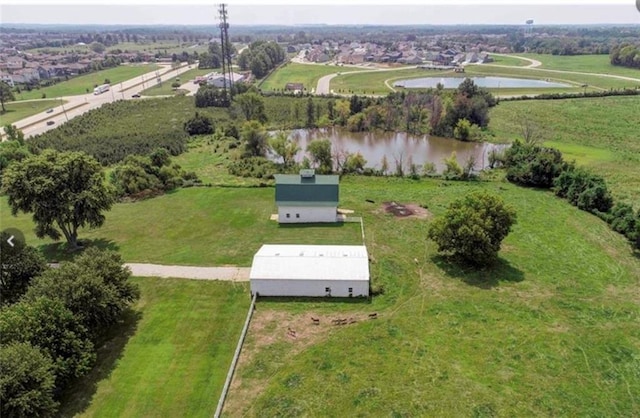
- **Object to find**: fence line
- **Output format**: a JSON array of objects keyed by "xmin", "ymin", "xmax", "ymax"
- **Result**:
[{"xmin": 213, "ymin": 292, "xmax": 257, "ymax": 418}]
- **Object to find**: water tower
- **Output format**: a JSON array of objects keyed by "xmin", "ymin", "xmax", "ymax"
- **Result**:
[{"xmin": 524, "ymin": 19, "xmax": 534, "ymax": 37}]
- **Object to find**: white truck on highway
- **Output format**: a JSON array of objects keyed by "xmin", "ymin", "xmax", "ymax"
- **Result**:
[{"xmin": 93, "ymin": 84, "xmax": 110, "ymax": 95}]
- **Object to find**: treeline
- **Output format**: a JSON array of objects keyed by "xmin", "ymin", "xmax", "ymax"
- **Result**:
[
  {"xmin": 237, "ymin": 41, "xmax": 286, "ymax": 78},
  {"xmin": 500, "ymin": 88, "xmax": 640, "ymax": 102},
  {"xmin": 610, "ymin": 43, "xmax": 640, "ymax": 69},
  {"xmin": 502, "ymin": 141, "xmax": 639, "ymax": 249},
  {"xmin": 0, "ymin": 242, "xmax": 139, "ymax": 417},
  {"xmin": 195, "ymin": 79, "xmax": 496, "ymax": 139},
  {"xmin": 324, "ymin": 78, "xmax": 496, "ymax": 139}
]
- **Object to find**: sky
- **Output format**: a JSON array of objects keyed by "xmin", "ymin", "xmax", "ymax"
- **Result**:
[{"xmin": 1, "ymin": 1, "xmax": 640, "ymax": 26}]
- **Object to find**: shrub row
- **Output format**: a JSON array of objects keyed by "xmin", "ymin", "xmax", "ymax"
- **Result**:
[
  {"xmin": 503, "ymin": 142, "xmax": 639, "ymax": 248},
  {"xmin": 500, "ymin": 88, "xmax": 640, "ymax": 102}
]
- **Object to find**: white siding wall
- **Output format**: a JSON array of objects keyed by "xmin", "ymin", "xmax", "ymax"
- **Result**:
[
  {"xmin": 251, "ymin": 279, "xmax": 368, "ymax": 297},
  {"xmin": 278, "ymin": 206, "xmax": 337, "ymax": 223}
]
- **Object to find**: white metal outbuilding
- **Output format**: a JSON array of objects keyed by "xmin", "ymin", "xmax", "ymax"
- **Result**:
[{"xmin": 250, "ymin": 244, "xmax": 370, "ymax": 298}]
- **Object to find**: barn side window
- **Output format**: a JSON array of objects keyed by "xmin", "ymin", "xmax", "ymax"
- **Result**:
[
  {"xmin": 296, "ymin": 213, "xmax": 300, "ymax": 218},
  {"xmin": 286, "ymin": 213, "xmax": 290, "ymax": 218}
]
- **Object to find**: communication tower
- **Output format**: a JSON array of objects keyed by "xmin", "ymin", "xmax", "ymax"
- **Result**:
[{"xmin": 218, "ymin": 3, "xmax": 233, "ymax": 101}]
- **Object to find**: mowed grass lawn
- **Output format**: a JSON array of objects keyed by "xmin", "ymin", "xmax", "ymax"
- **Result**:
[
  {"xmin": 490, "ymin": 54, "xmax": 531, "ymax": 67},
  {"xmin": 3, "ymin": 163, "xmax": 638, "ymax": 416},
  {"xmin": 519, "ymin": 53, "xmax": 640, "ymax": 79},
  {"xmin": 331, "ymin": 67, "xmax": 452, "ymax": 94},
  {"xmin": 260, "ymin": 62, "xmax": 367, "ymax": 92},
  {"xmin": 13, "ymin": 64, "xmax": 160, "ymax": 101},
  {"xmin": 490, "ymin": 96, "xmax": 640, "ymax": 204},
  {"xmin": 0, "ymin": 99, "xmax": 66, "ymax": 125},
  {"xmin": 58, "ymin": 278, "xmax": 250, "ymax": 418},
  {"xmin": 225, "ymin": 176, "xmax": 640, "ymax": 417},
  {"xmin": 467, "ymin": 64, "xmax": 640, "ymax": 90},
  {"xmin": 0, "ymin": 188, "xmax": 363, "ymax": 266}
]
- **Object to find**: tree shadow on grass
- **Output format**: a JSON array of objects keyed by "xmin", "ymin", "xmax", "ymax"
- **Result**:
[
  {"xmin": 39, "ymin": 238, "xmax": 120, "ymax": 263},
  {"xmin": 431, "ymin": 255, "xmax": 525, "ymax": 289},
  {"xmin": 56, "ymin": 308, "xmax": 143, "ymax": 418}
]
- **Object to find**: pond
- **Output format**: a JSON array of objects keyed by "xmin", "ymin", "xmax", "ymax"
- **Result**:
[
  {"xmin": 280, "ymin": 128, "xmax": 509, "ymax": 174},
  {"xmin": 394, "ymin": 76, "xmax": 571, "ymax": 89}
]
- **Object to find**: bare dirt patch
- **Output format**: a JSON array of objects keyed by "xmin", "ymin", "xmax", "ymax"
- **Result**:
[
  {"xmin": 382, "ymin": 201, "xmax": 432, "ymax": 219},
  {"xmin": 224, "ymin": 308, "xmax": 380, "ymax": 416}
]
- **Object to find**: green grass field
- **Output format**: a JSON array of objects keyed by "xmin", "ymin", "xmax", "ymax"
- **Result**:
[
  {"xmin": 331, "ymin": 55, "xmax": 640, "ymax": 95},
  {"xmin": 467, "ymin": 65, "xmax": 640, "ymax": 90},
  {"xmin": 13, "ymin": 64, "xmax": 160, "ymax": 101},
  {"xmin": 330, "ymin": 67, "xmax": 452, "ymax": 94},
  {"xmin": 57, "ymin": 278, "xmax": 250, "ymax": 418},
  {"xmin": 0, "ymin": 187, "xmax": 363, "ymax": 266},
  {"xmin": 490, "ymin": 54, "xmax": 531, "ymax": 67},
  {"xmin": 0, "ymin": 99, "xmax": 66, "ymax": 125},
  {"xmin": 260, "ymin": 62, "xmax": 367, "ymax": 92},
  {"xmin": 519, "ymin": 53, "xmax": 640, "ymax": 78},
  {"xmin": 221, "ymin": 176, "xmax": 640, "ymax": 417},
  {"xmin": 490, "ymin": 95, "xmax": 640, "ymax": 204},
  {"xmin": 4, "ymin": 169, "xmax": 637, "ymax": 416}
]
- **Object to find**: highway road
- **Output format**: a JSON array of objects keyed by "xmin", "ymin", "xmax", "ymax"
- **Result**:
[{"xmin": 2, "ymin": 62, "xmax": 197, "ymax": 139}]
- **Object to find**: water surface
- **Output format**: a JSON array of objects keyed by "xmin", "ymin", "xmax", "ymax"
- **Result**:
[
  {"xmin": 394, "ymin": 76, "xmax": 571, "ymax": 89},
  {"xmin": 282, "ymin": 128, "xmax": 508, "ymax": 173}
]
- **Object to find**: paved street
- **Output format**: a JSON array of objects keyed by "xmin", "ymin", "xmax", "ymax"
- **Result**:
[
  {"xmin": 2, "ymin": 62, "xmax": 197, "ymax": 139},
  {"xmin": 126, "ymin": 263, "xmax": 251, "ymax": 281}
]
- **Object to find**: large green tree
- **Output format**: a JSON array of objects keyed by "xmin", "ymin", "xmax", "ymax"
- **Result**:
[
  {"xmin": 0, "ymin": 342, "xmax": 59, "ymax": 418},
  {"xmin": 0, "ymin": 297, "xmax": 95, "ymax": 387},
  {"xmin": 235, "ymin": 92, "xmax": 267, "ymax": 123},
  {"xmin": 1, "ymin": 150, "xmax": 115, "ymax": 249},
  {"xmin": 268, "ymin": 131, "xmax": 300, "ymax": 168},
  {"xmin": 0, "ymin": 81, "xmax": 15, "ymax": 112},
  {"xmin": 306, "ymin": 139, "xmax": 333, "ymax": 174},
  {"xmin": 24, "ymin": 248, "xmax": 140, "ymax": 336},
  {"xmin": 241, "ymin": 120, "xmax": 268, "ymax": 157},
  {"xmin": 0, "ymin": 232, "xmax": 47, "ymax": 306},
  {"xmin": 428, "ymin": 192, "xmax": 517, "ymax": 266}
]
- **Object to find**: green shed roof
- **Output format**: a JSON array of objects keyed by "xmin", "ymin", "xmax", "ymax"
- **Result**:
[
  {"xmin": 275, "ymin": 174, "xmax": 339, "ymax": 204},
  {"xmin": 274, "ymin": 174, "xmax": 339, "ymax": 185}
]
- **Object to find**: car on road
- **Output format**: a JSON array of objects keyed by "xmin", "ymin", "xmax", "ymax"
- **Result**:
[
  {"xmin": 132, "ymin": 93, "xmax": 141, "ymax": 98},
  {"xmin": 46, "ymin": 120, "xmax": 55, "ymax": 126},
  {"xmin": 46, "ymin": 108, "xmax": 54, "ymax": 113}
]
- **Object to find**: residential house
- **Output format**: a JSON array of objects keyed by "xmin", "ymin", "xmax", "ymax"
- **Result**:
[
  {"xmin": 0, "ymin": 72, "xmax": 14, "ymax": 87},
  {"xmin": 285, "ymin": 82, "xmax": 304, "ymax": 92}
]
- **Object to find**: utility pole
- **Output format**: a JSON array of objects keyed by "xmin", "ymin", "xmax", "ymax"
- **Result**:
[{"xmin": 60, "ymin": 97, "xmax": 69, "ymax": 122}]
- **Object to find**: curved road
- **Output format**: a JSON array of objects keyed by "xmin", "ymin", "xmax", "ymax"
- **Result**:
[{"xmin": 316, "ymin": 65, "xmax": 423, "ymax": 95}]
